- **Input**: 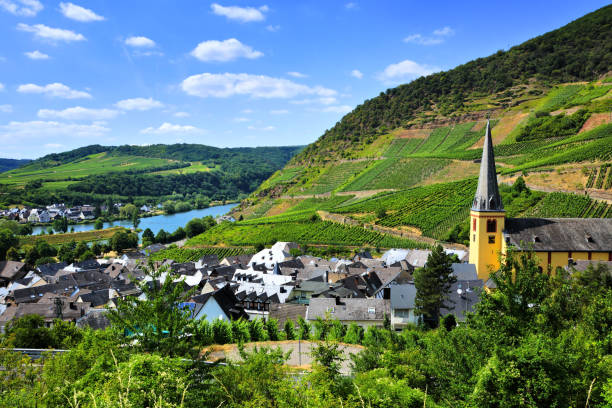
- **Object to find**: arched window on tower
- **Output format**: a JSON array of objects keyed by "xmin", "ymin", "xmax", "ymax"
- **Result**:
[{"xmin": 486, "ymin": 219, "xmax": 496, "ymax": 233}]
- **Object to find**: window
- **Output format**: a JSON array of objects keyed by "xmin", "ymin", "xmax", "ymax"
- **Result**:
[
  {"xmin": 473, "ymin": 234, "xmax": 476, "ymax": 242},
  {"xmin": 473, "ymin": 218, "xmax": 477, "ymax": 231},
  {"xmin": 486, "ymin": 219, "xmax": 497, "ymax": 233},
  {"xmin": 368, "ymin": 307, "xmax": 375, "ymax": 314},
  {"xmin": 488, "ymin": 235, "xmax": 495, "ymax": 244}
]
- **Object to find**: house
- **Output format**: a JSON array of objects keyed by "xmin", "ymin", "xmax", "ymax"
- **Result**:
[
  {"xmin": 390, "ymin": 284, "xmax": 418, "ymax": 329},
  {"xmin": 220, "ymin": 254, "xmax": 252, "ymax": 267},
  {"xmin": 286, "ymin": 281, "xmax": 342, "ymax": 305},
  {"xmin": 190, "ymin": 285, "xmax": 248, "ymax": 322},
  {"xmin": 249, "ymin": 242, "xmax": 298, "ymax": 270},
  {"xmin": 566, "ymin": 259, "xmax": 612, "ymax": 273},
  {"xmin": 140, "ymin": 205, "xmax": 151, "ymax": 213},
  {"xmin": 307, "ymin": 298, "xmax": 391, "ymax": 328},
  {"xmin": 441, "ymin": 278, "xmax": 483, "ymax": 322},
  {"xmin": 79, "ymin": 210, "xmax": 95, "ymax": 220},
  {"xmin": 469, "ymin": 121, "xmax": 612, "ymax": 279},
  {"xmin": 12, "ymin": 301, "xmax": 89, "ymax": 326},
  {"xmin": 0, "ymin": 261, "xmax": 28, "ymax": 285},
  {"xmin": 268, "ymin": 303, "xmax": 307, "ymax": 326}
]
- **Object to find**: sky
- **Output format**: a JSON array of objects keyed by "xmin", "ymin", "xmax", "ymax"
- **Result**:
[{"xmin": 0, "ymin": 0, "xmax": 609, "ymax": 159}]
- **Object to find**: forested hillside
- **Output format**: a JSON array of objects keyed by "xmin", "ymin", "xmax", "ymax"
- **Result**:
[
  {"xmin": 0, "ymin": 144, "xmax": 302, "ymax": 207},
  {"xmin": 0, "ymin": 158, "xmax": 30, "ymax": 173}
]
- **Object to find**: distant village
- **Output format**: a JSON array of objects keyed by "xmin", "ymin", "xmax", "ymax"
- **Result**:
[{"xmin": 0, "ymin": 203, "xmax": 155, "ymax": 224}]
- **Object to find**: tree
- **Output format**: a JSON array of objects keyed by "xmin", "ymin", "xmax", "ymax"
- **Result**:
[
  {"xmin": 110, "ymin": 230, "xmax": 138, "ymax": 252},
  {"xmin": 74, "ymin": 241, "xmax": 89, "ymax": 260},
  {"xmin": 94, "ymin": 218, "xmax": 103, "ymax": 230},
  {"xmin": 107, "ymin": 263, "xmax": 197, "ymax": 356},
  {"xmin": 131, "ymin": 210, "xmax": 140, "ymax": 229},
  {"xmin": 5, "ymin": 247, "xmax": 20, "ymax": 261},
  {"xmin": 119, "ymin": 203, "xmax": 137, "ymax": 219},
  {"xmin": 53, "ymin": 217, "xmax": 68, "ymax": 233},
  {"xmin": 4, "ymin": 315, "xmax": 52, "ymax": 348},
  {"xmin": 0, "ymin": 229, "xmax": 19, "ymax": 260},
  {"xmin": 185, "ymin": 218, "xmax": 205, "ymax": 238},
  {"xmin": 105, "ymin": 197, "xmax": 114, "ymax": 215},
  {"xmin": 142, "ymin": 228, "xmax": 154, "ymax": 243},
  {"xmin": 57, "ymin": 241, "xmax": 76, "ymax": 264},
  {"xmin": 414, "ymin": 244, "xmax": 457, "ymax": 329},
  {"xmin": 23, "ymin": 245, "xmax": 39, "ymax": 266}
]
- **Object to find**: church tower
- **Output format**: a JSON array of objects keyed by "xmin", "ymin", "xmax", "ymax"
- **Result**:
[{"xmin": 469, "ymin": 120, "xmax": 505, "ymax": 280}]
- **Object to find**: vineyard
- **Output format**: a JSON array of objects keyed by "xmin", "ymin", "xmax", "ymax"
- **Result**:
[
  {"xmin": 537, "ymin": 84, "xmax": 585, "ymax": 111},
  {"xmin": 524, "ymin": 192, "xmax": 612, "ymax": 218},
  {"xmin": 341, "ymin": 158, "xmax": 449, "ymax": 191},
  {"xmin": 383, "ymin": 138, "xmax": 424, "ymax": 157},
  {"xmin": 296, "ymin": 160, "xmax": 371, "ymax": 195},
  {"xmin": 187, "ymin": 218, "xmax": 427, "ymax": 249},
  {"xmin": 150, "ymin": 246, "xmax": 253, "ymax": 262},
  {"xmin": 335, "ymin": 179, "xmax": 478, "ymax": 239}
]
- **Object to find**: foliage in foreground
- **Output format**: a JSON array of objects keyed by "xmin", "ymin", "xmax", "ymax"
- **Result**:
[{"xmin": 0, "ymin": 256, "xmax": 610, "ymax": 407}]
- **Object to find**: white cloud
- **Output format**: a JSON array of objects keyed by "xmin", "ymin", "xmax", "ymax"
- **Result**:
[
  {"xmin": 115, "ymin": 97, "xmax": 163, "ymax": 111},
  {"xmin": 0, "ymin": 0, "xmax": 43, "ymax": 17},
  {"xmin": 266, "ymin": 25, "xmax": 280, "ymax": 32},
  {"xmin": 433, "ymin": 26, "xmax": 454, "ymax": 36},
  {"xmin": 141, "ymin": 122, "xmax": 202, "ymax": 134},
  {"xmin": 173, "ymin": 111, "xmax": 190, "ymax": 118},
  {"xmin": 241, "ymin": 109, "xmax": 253, "ymax": 114},
  {"xmin": 247, "ymin": 125, "xmax": 275, "ymax": 131},
  {"xmin": 0, "ymin": 83, "xmax": 4, "ymax": 91},
  {"xmin": 24, "ymin": 50, "xmax": 49, "ymax": 59},
  {"xmin": 44, "ymin": 143, "xmax": 63, "ymax": 148},
  {"xmin": 350, "ymin": 69, "xmax": 363, "ymax": 79},
  {"xmin": 377, "ymin": 60, "xmax": 438, "ymax": 83},
  {"xmin": 234, "ymin": 117, "xmax": 250, "ymax": 122},
  {"xmin": 17, "ymin": 82, "xmax": 92, "ymax": 99},
  {"xmin": 0, "ymin": 120, "xmax": 109, "ymax": 140},
  {"xmin": 17, "ymin": 23, "xmax": 86, "ymax": 42},
  {"xmin": 322, "ymin": 105, "xmax": 352, "ymax": 114},
  {"xmin": 270, "ymin": 109, "xmax": 288, "ymax": 114},
  {"xmin": 404, "ymin": 26, "xmax": 454, "ymax": 46},
  {"xmin": 345, "ymin": 2, "xmax": 357, "ymax": 9},
  {"xmin": 59, "ymin": 2, "xmax": 104, "ymax": 22},
  {"xmin": 132, "ymin": 50, "xmax": 163, "ymax": 57},
  {"xmin": 211, "ymin": 3, "xmax": 268, "ymax": 22},
  {"xmin": 181, "ymin": 73, "xmax": 336, "ymax": 99},
  {"xmin": 124, "ymin": 36, "xmax": 155, "ymax": 48},
  {"xmin": 287, "ymin": 71, "xmax": 307, "ymax": 78},
  {"xmin": 191, "ymin": 39, "xmax": 263, "ymax": 62},
  {"xmin": 38, "ymin": 106, "xmax": 119, "ymax": 120},
  {"xmin": 0, "ymin": 104, "xmax": 12, "ymax": 113}
]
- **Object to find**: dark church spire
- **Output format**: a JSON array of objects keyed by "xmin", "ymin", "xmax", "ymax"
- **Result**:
[{"xmin": 472, "ymin": 120, "xmax": 504, "ymax": 212}]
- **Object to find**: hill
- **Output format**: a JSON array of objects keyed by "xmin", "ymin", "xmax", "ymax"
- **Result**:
[
  {"xmin": 0, "ymin": 158, "xmax": 31, "ymax": 173},
  {"xmin": 0, "ymin": 144, "xmax": 302, "ymax": 207},
  {"xmin": 179, "ymin": 5, "xmax": 612, "ymax": 256}
]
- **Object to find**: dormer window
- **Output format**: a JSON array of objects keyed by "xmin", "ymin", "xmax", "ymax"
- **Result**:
[
  {"xmin": 533, "ymin": 235, "xmax": 540, "ymax": 243},
  {"xmin": 585, "ymin": 234, "xmax": 594, "ymax": 243}
]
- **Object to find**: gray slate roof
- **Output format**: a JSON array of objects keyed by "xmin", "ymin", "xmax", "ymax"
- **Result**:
[
  {"xmin": 504, "ymin": 218, "xmax": 612, "ymax": 252},
  {"xmin": 451, "ymin": 263, "xmax": 478, "ymax": 281},
  {"xmin": 308, "ymin": 298, "xmax": 390, "ymax": 322},
  {"xmin": 472, "ymin": 120, "xmax": 504, "ymax": 212},
  {"xmin": 390, "ymin": 284, "xmax": 416, "ymax": 310}
]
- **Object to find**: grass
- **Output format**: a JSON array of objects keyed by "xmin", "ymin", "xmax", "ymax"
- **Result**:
[
  {"xmin": 258, "ymin": 167, "xmax": 304, "ymax": 191},
  {"xmin": 0, "ymin": 152, "xmax": 177, "ymax": 185},
  {"xmin": 537, "ymin": 84, "xmax": 585, "ymax": 112},
  {"xmin": 19, "ymin": 227, "xmax": 126, "ymax": 246}
]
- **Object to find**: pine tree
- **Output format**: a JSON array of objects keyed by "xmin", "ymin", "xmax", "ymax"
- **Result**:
[{"xmin": 414, "ymin": 244, "xmax": 457, "ymax": 328}]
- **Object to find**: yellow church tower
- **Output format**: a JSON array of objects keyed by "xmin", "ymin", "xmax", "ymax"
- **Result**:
[{"xmin": 469, "ymin": 120, "xmax": 505, "ymax": 280}]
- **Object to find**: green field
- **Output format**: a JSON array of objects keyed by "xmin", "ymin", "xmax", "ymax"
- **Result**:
[
  {"xmin": 383, "ymin": 138, "xmax": 423, "ymax": 157},
  {"xmin": 0, "ymin": 152, "xmax": 177, "ymax": 185},
  {"xmin": 152, "ymin": 162, "xmax": 215, "ymax": 175},
  {"xmin": 19, "ymin": 227, "xmax": 126, "ymax": 246}
]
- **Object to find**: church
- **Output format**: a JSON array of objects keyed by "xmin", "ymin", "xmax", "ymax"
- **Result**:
[{"xmin": 468, "ymin": 121, "xmax": 612, "ymax": 280}]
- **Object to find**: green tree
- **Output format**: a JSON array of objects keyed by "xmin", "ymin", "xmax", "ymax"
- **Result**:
[
  {"xmin": 5, "ymin": 247, "xmax": 20, "ymax": 261},
  {"xmin": 110, "ymin": 230, "xmax": 138, "ymax": 252},
  {"xmin": 414, "ymin": 244, "xmax": 457, "ymax": 329},
  {"xmin": 0, "ymin": 228, "xmax": 19, "ymax": 260},
  {"xmin": 94, "ymin": 218, "xmax": 103, "ymax": 230},
  {"xmin": 107, "ymin": 263, "xmax": 197, "ymax": 356},
  {"xmin": 185, "ymin": 218, "xmax": 205, "ymax": 238},
  {"xmin": 52, "ymin": 217, "xmax": 68, "ymax": 233},
  {"xmin": 131, "ymin": 210, "xmax": 140, "ymax": 229},
  {"xmin": 4, "ymin": 315, "xmax": 52, "ymax": 348}
]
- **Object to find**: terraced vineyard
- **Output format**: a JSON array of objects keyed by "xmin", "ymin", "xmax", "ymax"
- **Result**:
[
  {"xmin": 187, "ymin": 218, "xmax": 426, "ymax": 249},
  {"xmin": 296, "ymin": 160, "xmax": 371, "ymax": 195},
  {"xmin": 384, "ymin": 138, "xmax": 423, "ymax": 157},
  {"xmin": 341, "ymin": 158, "xmax": 449, "ymax": 191},
  {"xmin": 150, "ymin": 246, "xmax": 253, "ymax": 262}
]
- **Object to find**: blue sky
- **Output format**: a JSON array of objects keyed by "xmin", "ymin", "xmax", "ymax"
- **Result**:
[{"xmin": 0, "ymin": 0, "xmax": 608, "ymax": 159}]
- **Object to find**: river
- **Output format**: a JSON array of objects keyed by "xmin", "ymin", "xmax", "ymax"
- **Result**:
[{"xmin": 31, "ymin": 203, "xmax": 238, "ymax": 236}]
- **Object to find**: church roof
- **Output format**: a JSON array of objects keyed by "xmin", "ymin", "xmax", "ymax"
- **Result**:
[
  {"xmin": 504, "ymin": 218, "xmax": 612, "ymax": 252},
  {"xmin": 472, "ymin": 120, "xmax": 504, "ymax": 212}
]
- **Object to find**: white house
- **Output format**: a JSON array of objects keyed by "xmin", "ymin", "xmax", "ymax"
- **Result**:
[
  {"xmin": 249, "ymin": 242, "xmax": 298, "ymax": 270},
  {"xmin": 390, "ymin": 284, "xmax": 418, "ymax": 329}
]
